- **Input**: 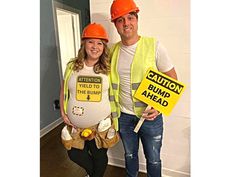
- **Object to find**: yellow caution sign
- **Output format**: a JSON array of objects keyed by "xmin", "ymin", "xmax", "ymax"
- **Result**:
[
  {"xmin": 76, "ymin": 76, "xmax": 102, "ymax": 102},
  {"xmin": 134, "ymin": 68, "xmax": 186, "ymax": 116}
]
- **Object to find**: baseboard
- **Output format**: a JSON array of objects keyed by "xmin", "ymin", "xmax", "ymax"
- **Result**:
[
  {"xmin": 162, "ymin": 167, "xmax": 190, "ymax": 177},
  {"xmin": 108, "ymin": 157, "xmax": 125, "ymax": 168},
  {"xmin": 40, "ymin": 118, "xmax": 63, "ymax": 137},
  {"xmin": 108, "ymin": 156, "xmax": 190, "ymax": 177}
]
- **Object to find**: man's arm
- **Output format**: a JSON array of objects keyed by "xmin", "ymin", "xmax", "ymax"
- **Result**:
[{"xmin": 163, "ymin": 67, "xmax": 177, "ymax": 80}]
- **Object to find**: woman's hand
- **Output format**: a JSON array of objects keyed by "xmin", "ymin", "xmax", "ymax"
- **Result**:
[
  {"xmin": 142, "ymin": 107, "xmax": 160, "ymax": 121},
  {"xmin": 62, "ymin": 114, "xmax": 74, "ymax": 127}
]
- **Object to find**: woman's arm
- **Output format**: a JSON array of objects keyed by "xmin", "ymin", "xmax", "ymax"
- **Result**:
[{"xmin": 60, "ymin": 81, "xmax": 74, "ymax": 127}]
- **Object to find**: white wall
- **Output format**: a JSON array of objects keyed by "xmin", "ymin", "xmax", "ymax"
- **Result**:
[{"xmin": 90, "ymin": 0, "xmax": 190, "ymax": 176}]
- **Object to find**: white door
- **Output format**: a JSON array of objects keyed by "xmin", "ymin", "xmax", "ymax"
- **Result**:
[{"xmin": 53, "ymin": 2, "xmax": 82, "ymax": 80}]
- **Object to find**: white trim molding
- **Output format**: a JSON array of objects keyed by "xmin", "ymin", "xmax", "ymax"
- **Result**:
[{"xmin": 40, "ymin": 118, "xmax": 63, "ymax": 137}]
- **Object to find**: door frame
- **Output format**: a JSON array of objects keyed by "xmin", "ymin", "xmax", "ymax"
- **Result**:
[{"xmin": 52, "ymin": 0, "xmax": 82, "ymax": 81}]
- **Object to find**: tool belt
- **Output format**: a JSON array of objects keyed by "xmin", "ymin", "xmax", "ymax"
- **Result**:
[{"xmin": 61, "ymin": 117, "xmax": 119, "ymax": 150}]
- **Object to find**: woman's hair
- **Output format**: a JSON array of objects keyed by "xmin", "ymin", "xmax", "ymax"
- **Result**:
[{"xmin": 70, "ymin": 39, "xmax": 110, "ymax": 75}]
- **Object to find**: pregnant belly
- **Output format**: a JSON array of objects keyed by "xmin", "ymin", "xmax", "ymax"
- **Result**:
[{"xmin": 67, "ymin": 102, "xmax": 111, "ymax": 128}]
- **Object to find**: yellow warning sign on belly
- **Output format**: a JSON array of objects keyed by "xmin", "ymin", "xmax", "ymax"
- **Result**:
[
  {"xmin": 134, "ymin": 68, "xmax": 186, "ymax": 116},
  {"xmin": 76, "ymin": 76, "xmax": 102, "ymax": 102}
]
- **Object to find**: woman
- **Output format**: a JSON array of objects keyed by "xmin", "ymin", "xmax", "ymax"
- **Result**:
[{"xmin": 60, "ymin": 23, "xmax": 119, "ymax": 177}]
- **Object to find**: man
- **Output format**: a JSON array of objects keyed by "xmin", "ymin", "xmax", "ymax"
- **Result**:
[{"xmin": 109, "ymin": 0, "xmax": 177, "ymax": 177}]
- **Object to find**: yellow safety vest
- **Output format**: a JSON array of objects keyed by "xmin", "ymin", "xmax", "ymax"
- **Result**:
[
  {"xmin": 63, "ymin": 60, "xmax": 119, "ymax": 130},
  {"xmin": 110, "ymin": 37, "xmax": 158, "ymax": 118}
]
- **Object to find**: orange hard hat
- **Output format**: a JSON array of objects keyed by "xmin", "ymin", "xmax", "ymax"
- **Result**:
[
  {"xmin": 82, "ymin": 23, "xmax": 108, "ymax": 42},
  {"xmin": 110, "ymin": 0, "xmax": 139, "ymax": 22}
]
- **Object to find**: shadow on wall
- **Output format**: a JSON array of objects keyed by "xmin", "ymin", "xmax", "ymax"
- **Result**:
[
  {"xmin": 178, "ymin": 125, "xmax": 190, "ymax": 174},
  {"xmin": 91, "ymin": 13, "xmax": 120, "ymax": 44}
]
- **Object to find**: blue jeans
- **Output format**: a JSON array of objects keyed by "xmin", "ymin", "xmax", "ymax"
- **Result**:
[{"xmin": 119, "ymin": 112, "xmax": 163, "ymax": 177}]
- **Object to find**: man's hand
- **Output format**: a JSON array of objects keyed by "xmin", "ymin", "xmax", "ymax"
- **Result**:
[{"xmin": 142, "ymin": 107, "xmax": 160, "ymax": 120}]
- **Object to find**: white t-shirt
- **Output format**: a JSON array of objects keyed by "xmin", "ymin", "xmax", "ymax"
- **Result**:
[
  {"xmin": 118, "ymin": 41, "xmax": 174, "ymax": 115},
  {"xmin": 67, "ymin": 64, "xmax": 111, "ymax": 128}
]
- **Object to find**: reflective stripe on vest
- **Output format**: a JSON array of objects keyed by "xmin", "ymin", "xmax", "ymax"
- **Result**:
[
  {"xmin": 108, "ymin": 74, "xmax": 119, "ymax": 130},
  {"xmin": 64, "ymin": 61, "xmax": 74, "ymax": 113}
]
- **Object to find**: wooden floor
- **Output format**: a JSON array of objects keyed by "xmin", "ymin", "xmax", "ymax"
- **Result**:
[{"xmin": 40, "ymin": 123, "xmax": 146, "ymax": 177}]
